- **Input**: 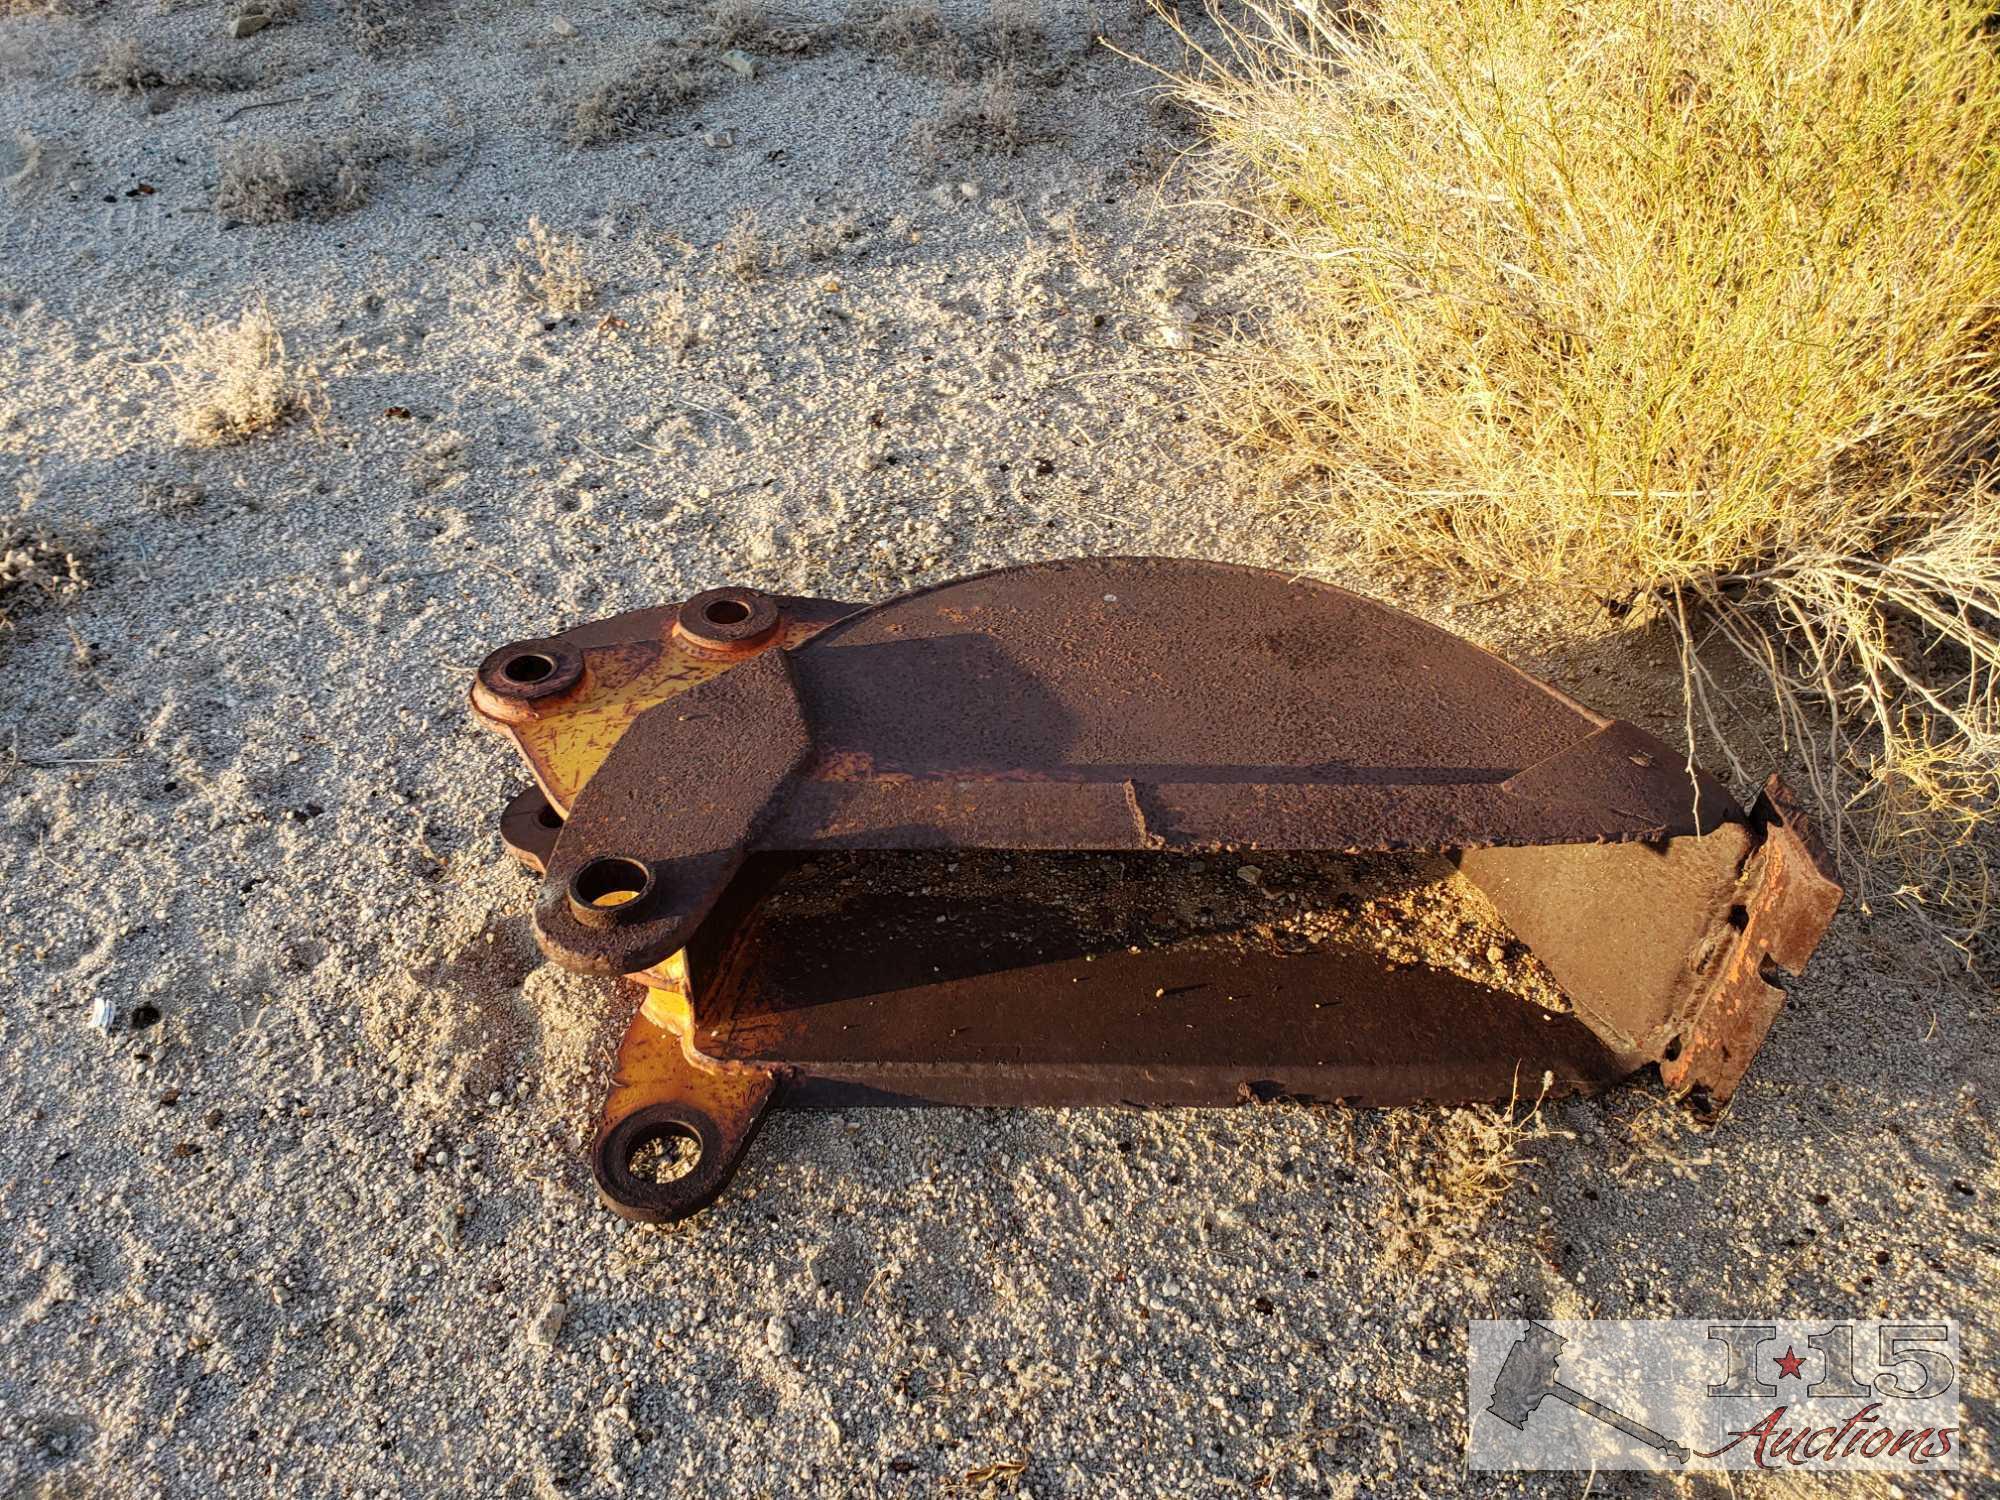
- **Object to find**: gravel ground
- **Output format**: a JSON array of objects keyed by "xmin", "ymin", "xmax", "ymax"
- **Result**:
[{"xmin": 2, "ymin": 1, "xmax": 1995, "ymax": 1495}]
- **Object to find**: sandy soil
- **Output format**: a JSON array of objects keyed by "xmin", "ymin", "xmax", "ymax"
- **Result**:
[{"xmin": 2, "ymin": 1, "xmax": 1995, "ymax": 1495}]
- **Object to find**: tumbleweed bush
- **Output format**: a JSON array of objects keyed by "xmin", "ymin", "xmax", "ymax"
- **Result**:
[{"xmin": 1165, "ymin": 0, "xmax": 2000, "ymax": 950}]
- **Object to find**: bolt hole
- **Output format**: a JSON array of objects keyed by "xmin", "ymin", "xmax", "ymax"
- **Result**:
[
  {"xmin": 502, "ymin": 653, "xmax": 557, "ymax": 685},
  {"xmin": 703, "ymin": 599, "xmax": 751, "ymax": 626},
  {"xmin": 569, "ymin": 855, "xmax": 653, "ymax": 911},
  {"xmin": 629, "ymin": 1125, "xmax": 701, "ymax": 1184},
  {"xmin": 1662, "ymin": 1033, "xmax": 1683, "ymax": 1062},
  {"xmin": 1726, "ymin": 903, "xmax": 1749, "ymax": 931},
  {"xmin": 131, "ymin": 1003, "xmax": 162, "ymax": 1030},
  {"xmin": 535, "ymin": 805, "xmax": 564, "ymax": 831}
]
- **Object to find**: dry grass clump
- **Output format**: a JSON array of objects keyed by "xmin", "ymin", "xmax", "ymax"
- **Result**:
[
  {"xmin": 796, "ymin": 211, "xmax": 863, "ymax": 262},
  {"xmin": 1377, "ymin": 1072, "xmax": 1566, "ymax": 1272},
  {"xmin": 336, "ymin": 0, "xmax": 443, "ymax": 57},
  {"xmin": 715, "ymin": 210, "xmax": 778, "ymax": 283},
  {"xmin": 79, "ymin": 36, "xmax": 169, "ymax": 94},
  {"xmin": 1, "ymin": 517, "xmax": 88, "ymax": 633},
  {"xmin": 1166, "ymin": 0, "xmax": 2000, "ymax": 947},
  {"xmin": 214, "ymin": 135, "xmax": 409, "ymax": 224},
  {"xmin": 170, "ymin": 303, "xmax": 321, "ymax": 447},
  {"xmin": 851, "ymin": 0, "xmax": 1047, "ymax": 76},
  {"xmin": 77, "ymin": 35, "xmax": 251, "ymax": 98},
  {"xmin": 642, "ymin": 288, "xmax": 712, "ymax": 354},
  {"xmin": 704, "ymin": 0, "xmax": 824, "ymax": 55},
  {"xmin": 232, "ymin": 0, "xmax": 302, "ymax": 28},
  {"xmin": 980, "ymin": 0, "xmax": 1045, "ymax": 65},
  {"xmin": 851, "ymin": 0, "xmax": 963, "ymax": 75},
  {"xmin": 509, "ymin": 217, "xmax": 597, "ymax": 316},
  {"xmin": 917, "ymin": 66, "xmax": 1027, "ymax": 156},
  {"xmin": 568, "ymin": 43, "xmax": 707, "ymax": 146},
  {"xmin": 567, "ymin": 7, "xmax": 829, "ymax": 144}
]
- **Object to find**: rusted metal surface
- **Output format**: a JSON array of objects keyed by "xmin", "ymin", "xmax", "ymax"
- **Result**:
[
  {"xmin": 687, "ymin": 852, "xmax": 1633, "ymax": 1108},
  {"xmin": 1457, "ymin": 829, "xmax": 1757, "ymax": 1068},
  {"xmin": 1660, "ymin": 778, "xmax": 1844, "ymax": 1102},
  {"xmin": 1456, "ymin": 779, "xmax": 1842, "ymax": 1104},
  {"xmin": 672, "ymin": 586, "xmax": 785, "ymax": 656},
  {"xmin": 525, "ymin": 561, "xmax": 1743, "ymax": 978},
  {"xmin": 593, "ymin": 977, "xmax": 778, "ymax": 1223},
  {"xmin": 470, "ymin": 594, "xmax": 855, "ymax": 814},
  {"xmin": 498, "ymin": 784, "xmax": 562, "ymax": 873},
  {"xmin": 468, "ymin": 558, "xmax": 1843, "ymax": 1223}
]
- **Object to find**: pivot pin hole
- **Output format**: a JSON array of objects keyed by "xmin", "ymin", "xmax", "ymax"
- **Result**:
[
  {"xmin": 502, "ymin": 653, "xmax": 557, "ymax": 684},
  {"xmin": 629, "ymin": 1123, "xmax": 703, "ymax": 1184},
  {"xmin": 567, "ymin": 855, "xmax": 656, "ymax": 924}
]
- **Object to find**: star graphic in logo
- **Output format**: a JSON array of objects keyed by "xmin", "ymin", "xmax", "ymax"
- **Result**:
[{"xmin": 1774, "ymin": 1346, "xmax": 1806, "ymax": 1380}]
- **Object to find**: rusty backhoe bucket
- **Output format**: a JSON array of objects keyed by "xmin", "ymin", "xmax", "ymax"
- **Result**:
[{"xmin": 468, "ymin": 558, "xmax": 1841, "ymax": 1222}]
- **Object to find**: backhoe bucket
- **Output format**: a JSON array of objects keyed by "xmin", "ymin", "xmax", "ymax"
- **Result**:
[{"xmin": 468, "ymin": 558, "xmax": 1841, "ymax": 1222}]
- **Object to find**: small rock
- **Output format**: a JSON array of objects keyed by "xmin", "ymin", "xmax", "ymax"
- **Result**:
[
  {"xmin": 437, "ymin": 1204, "xmax": 464, "ymax": 1250},
  {"xmin": 229, "ymin": 13, "xmax": 270, "ymax": 37},
  {"xmin": 87, "ymin": 997, "xmax": 114, "ymax": 1031},
  {"xmin": 204, "ymin": 1106, "xmax": 225, "ymax": 1129},
  {"xmin": 551, "ymin": 15, "xmax": 578, "ymax": 37},
  {"xmin": 1158, "ymin": 320, "xmax": 1191, "ymax": 350},
  {"xmin": 528, "ymin": 1297, "xmax": 569, "ymax": 1347},
  {"xmin": 486, "ymin": 1090, "xmax": 503, "ymax": 1107},
  {"xmin": 1235, "ymin": 865, "xmax": 1262, "ymax": 887},
  {"xmin": 721, "ymin": 49, "xmax": 756, "ymax": 78},
  {"xmin": 703, "ymin": 128, "xmax": 736, "ymax": 150},
  {"xmin": 764, "ymin": 1315, "xmax": 794, "ymax": 1356},
  {"xmin": 1486, "ymin": 943, "xmax": 1506, "ymax": 965},
  {"xmin": 958, "ymin": 180, "xmax": 981, "ymax": 200}
]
